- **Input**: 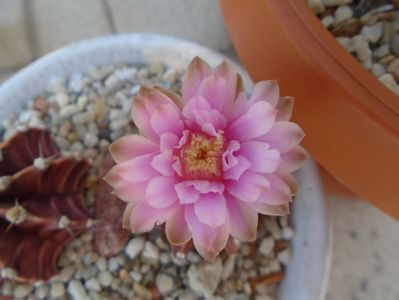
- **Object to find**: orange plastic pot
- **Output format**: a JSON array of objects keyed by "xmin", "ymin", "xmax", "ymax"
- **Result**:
[{"xmin": 221, "ymin": 0, "xmax": 399, "ymax": 219}]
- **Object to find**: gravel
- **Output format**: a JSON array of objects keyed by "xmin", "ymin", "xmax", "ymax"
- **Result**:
[
  {"xmin": 0, "ymin": 62, "xmax": 294, "ymax": 300},
  {"xmin": 309, "ymin": 0, "xmax": 399, "ymax": 95}
]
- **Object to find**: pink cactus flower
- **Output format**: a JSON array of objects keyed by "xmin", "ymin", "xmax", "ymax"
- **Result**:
[{"xmin": 104, "ymin": 57, "xmax": 307, "ymax": 260}]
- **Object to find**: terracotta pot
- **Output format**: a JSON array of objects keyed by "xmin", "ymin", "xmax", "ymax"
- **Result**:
[{"xmin": 221, "ymin": 0, "xmax": 399, "ymax": 219}]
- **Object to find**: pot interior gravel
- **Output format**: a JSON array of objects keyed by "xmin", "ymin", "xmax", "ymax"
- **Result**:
[{"xmin": 0, "ymin": 34, "xmax": 330, "ymax": 300}]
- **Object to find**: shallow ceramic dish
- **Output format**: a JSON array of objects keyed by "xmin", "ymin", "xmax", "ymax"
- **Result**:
[{"xmin": 0, "ymin": 34, "xmax": 331, "ymax": 300}]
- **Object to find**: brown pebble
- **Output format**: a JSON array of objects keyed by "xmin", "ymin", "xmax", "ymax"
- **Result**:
[
  {"xmin": 33, "ymin": 96, "xmax": 50, "ymax": 114},
  {"xmin": 332, "ymin": 18, "xmax": 363, "ymax": 37},
  {"xmin": 249, "ymin": 271, "xmax": 285, "ymax": 292},
  {"xmin": 380, "ymin": 54, "xmax": 396, "ymax": 65},
  {"xmin": 273, "ymin": 239, "xmax": 290, "ymax": 254}
]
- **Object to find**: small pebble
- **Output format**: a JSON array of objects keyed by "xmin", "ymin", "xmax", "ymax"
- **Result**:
[
  {"xmin": 34, "ymin": 285, "xmax": 48, "ymax": 299},
  {"xmin": 85, "ymin": 278, "xmax": 101, "ymax": 292},
  {"xmin": 68, "ymin": 280, "xmax": 90, "ymax": 300},
  {"xmin": 142, "ymin": 241, "xmax": 160, "ymax": 264},
  {"xmin": 50, "ymin": 282, "xmax": 65, "ymax": 298},
  {"xmin": 125, "ymin": 237, "xmax": 145, "ymax": 259},
  {"xmin": 259, "ymin": 237, "xmax": 275, "ymax": 256},
  {"xmin": 83, "ymin": 133, "xmax": 99, "ymax": 148},
  {"xmin": 335, "ymin": 5, "xmax": 353, "ymax": 24},
  {"xmin": 14, "ymin": 284, "xmax": 33, "ymax": 298},
  {"xmin": 155, "ymin": 273, "xmax": 175, "ymax": 295},
  {"xmin": 98, "ymin": 270, "xmax": 112, "ymax": 287}
]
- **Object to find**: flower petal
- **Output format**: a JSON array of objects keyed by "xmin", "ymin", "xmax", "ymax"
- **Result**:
[
  {"xmin": 226, "ymin": 101, "xmax": 277, "ymax": 142},
  {"xmin": 175, "ymin": 181, "xmax": 200, "ymax": 204},
  {"xmin": 249, "ymin": 80, "xmax": 280, "ymax": 107},
  {"xmin": 276, "ymin": 97, "xmax": 294, "ymax": 121},
  {"xmin": 106, "ymin": 153, "xmax": 158, "ymax": 183},
  {"xmin": 146, "ymin": 176, "xmax": 178, "ymax": 208},
  {"xmin": 182, "ymin": 57, "xmax": 212, "ymax": 101},
  {"xmin": 110, "ymin": 135, "xmax": 158, "ymax": 163},
  {"xmin": 226, "ymin": 196, "xmax": 258, "ymax": 241},
  {"xmin": 223, "ymin": 155, "xmax": 251, "ymax": 180},
  {"xmin": 151, "ymin": 152, "xmax": 175, "ymax": 176},
  {"xmin": 259, "ymin": 175, "xmax": 291, "ymax": 205},
  {"xmin": 249, "ymin": 202, "xmax": 290, "ymax": 216},
  {"xmin": 110, "ymin": 176, "xmax": 147, "ymax": 203},
  {"xmin": 150, "ymin": 103, "xmax": 184, "ymax": 136},
  {"xmin": 226, "ymin": 171, "xmax": 269, "ymax": 202},
  {"xmin": 159, "ymin": 133, "xmax": 179, "ymax": 152},
  {"xmin": 260, "ymin": 121, "xmax": 304, "ymax": 153},
  {"xmin": 277, "ymin": 146, "xmax": 308, "ymax": 172},
  {"xmin": 239, "ymin": 141, "xmax": 280, "ymax": 174},
  {"xmin": 194, "ymin": 193, "xmax": 227, "ymax": 227},
  {"xmin": 122, "ymin": 202, "xmax": 134, "ymax": 229},
  {"xmin": 223, "ymin": 140, "xmax": 240, "ymax": 171},
  {"xmin": 131, "ymin": 95, "xmax": 158, "ymax": 142},
  {"xmin": 153, "ymin": 85, "xmax": 183, "ymax": 109},
  {"xmin": 185, "ymin": 205, "xmax": 217, "ymax": 248},
  {"xmin": 130, "ymin": 201, "xmax": 177, "ymax": 233},
  {"xmin": 165, "ymin": 206, "xmax": 191, "ymax": 245}
]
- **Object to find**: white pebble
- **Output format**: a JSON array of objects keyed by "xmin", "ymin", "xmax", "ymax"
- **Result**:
[
  {"xmin": 77, "ymin": 95, "xmax": 89, "ymax": 110},
  {"xmin": 110, "ymin": 119, "xmax": 129, "ymax": 131},
  {"xmin": 68, "ymin": 280, "xmax": 90, "ymax": 300},
  {"xmin": 259, "ymin": 237, "xmax": 275, "ymax": 256},
  {"xmin": 85, "ymin": 278, "xmax": 101, "ymax": 292},
  {"xmin": 163, "ymin": 68, "xmax": 178, "ymax": 83},
  {"xmin": 56, "ymin": 93, "xmax": 69, "ymax": 107},
  {"xmin": 379, "ymin": 73, "xmax": 399, "ymax": 95},
  {"xmin": 142, "ymin": 241, "xmax": 160, "ymax": 264},
  {"xmin": 14, "ymin": 284, "xmax": 33, "ymax": 298},
  {"xmin": 83, "ymin": 133, "xmax": 99, "ymax": 148},
  {"xmin": 96, "ymin": 257, "xmax": 107, "ymax": 271},
  {"xmin": 361, "ymin": 22, "xmax": 384, "ymax": 44},
  {"xmin": 371, "ymin": 63, "xmax": 386, "ymax": 77},
  {"xmin": 125, "ymin": 237, "xmax": 145, "ymax": 259},
  {"xmin": 334, "ymin": 5, "xmax": 353, "ymax": 24},
  {"xmin": 108, "ymin": 257, "xmax": 120, "ymax": 272},
  {"xmin": 222, "ymin": 254, "xmax": 237, "ymax": 280},
  {"xmin": 336, "ymin": 36, "xmax": 353, "ymax": 52},
  {"xmin": 277, "ymin": 248, "xmax": 292, "ymax": 266},
  {"xmin": 59, "ymin": 266, "xmax": 75, "ymax": 282},
  {"xmin": 155, "ymin": 273, "xmax": 174, "ymax": 295},
  {"xmin": 72, "ymin": 111, "xmax": 95, "ymax": 125},
  {"xmin": 55, "ymin": 136, "xmax": 69, "ymax": 149},
  {"xmin": 98, "ymin": 271, "xmax": 112, "ymax": 287},
  {"xmin": 321, "ymin": 15, "xmax": 334, "ymax": 28},
  {"xmin": 34, "ymin": 285, "xmax": 48, "ymax": 299},
  {"xmin": 373, "ymin": 44, "xmax": 391, "ymax": 59},
  {"xmin": 188, "ymin": 258, "xmax": 223, "ymax": 298},
  {"xmin": 60, "ymin": 104, "xmax": 79, "ymax": 117},
  {"xmin": 50, "ymin": 282, "xmax": 65, "ymax": 298},
  {"xmin": 282, "ymin": 227, "xmax": 295, "ymax": 239}
]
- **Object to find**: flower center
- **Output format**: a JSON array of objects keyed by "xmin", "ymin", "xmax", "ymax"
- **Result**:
[{"xmin": 179, "ymin": 133, "xmax": 225, "ymax": 180}]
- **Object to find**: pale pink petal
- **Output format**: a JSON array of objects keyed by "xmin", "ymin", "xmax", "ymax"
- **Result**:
[
  {"xmin": 276, "ymin": 97, "xmax": 294, "ymax": 121},
  {"xmin": 194, "ymin": 193, "xmax": 227, "ymax": 227},
  {"xmin": 277, "ymin": 146, "xmax": 308, "ymax": 172},
  {"xmin": 165, "ymin": 206, "xmax": 191, "ymax": 245},
  {"xmin": 227, "ymin": 92, "xmax": 250, "ymax": 123},
  {"xmin": 198, "ymin": 76, "xmax": 229, "ymax": 112},
  {"xmin": 226, "ymin": 171, "xmax": 269, "ymax": 202},
  {"xmin": 131, "ymin": 97, "xmax": 158, "ymax": 142},
  {"xmin": 110, "ymin": 134, "xmax": 158, "ymax": 163},
  {"xmin": 223, "ymin": 155, "xmax": 251, "ymax": 180},
  {"xmin": 213, "ymin": 220, "xmax": 230, "ymax": 255},
  {"xmin": 159, "ymin": 133, "xmax": 179, "ymax": 152},
  {"xmin": 258, "ymin": 175, "xmax": 291, "ymax": 205},
  {"xmin": 193, "ymin": 108, "xmax": 227, "ymax": 132},
  {"xmin": 151, "ymin": 152, "xmax": 175, "ymax": 176},
  {"xmin": 226, "ymin": 195, "xmax": 258, "ymax": 241},
  {"xmin": 107, "ymin": 153, "xmax": 158, "ymax": 183},
  {"xmin": 153, "ymin": 85, "xmax": 184, "ymax": 109},
  {"xmin": 249, "ymin": 202, "xmax": 290, "ymax": 216},
  {"xmin": 185, "ymin": 205, "xmax": 217, "ymax": 248},
  {"xmin": 260, "ymin": 121, "xmax": 304, "ymax": 153},
  {"xmin": 276, "ymin": 172, "xmax": 299, "ymax": 196},
  {"xmin": 122, "ymin": 202, "xmax": 134, "ymax": 229},
  {"xmin": 223, "ymin": 140, "xmax": 240, "ymax": 171},
  {"xmin": 112, "ymin": 177, "xmax": 147, "ymax": 203},
  {"xmin": 146, "ymin": 176, "xmax": 178, "ymax": 208},
  {"xmin": 183, "ymin": 57, "xmax": 212, "ymax": 101},
  {"xmin": 150, "ymin": 103, "xmax": 184, "ymax": 136},
  {"xmin": 239, "ymin": 141, "xmax": 281, "ymax": 174},
  {"xmin": 130, "ymin": 201, "xmax": 177, "ymax": 233},
  {"xmin": 175, "ymin": 181, "xmax": 200, "ymax": 204},
  {"xmin": 226, "ymin": 101, "xmax": 277, "ymax": 142},
  {"xmin": 190, "ymin": 180, "xmax": 225, "ymax": 193},
  {"xmin": 182, "ymin": 96, "xmax": 211, "ymax": 120},
  {"xmin": 249, "ymin": 80, "xmax": 279, "ymax": 107}
]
